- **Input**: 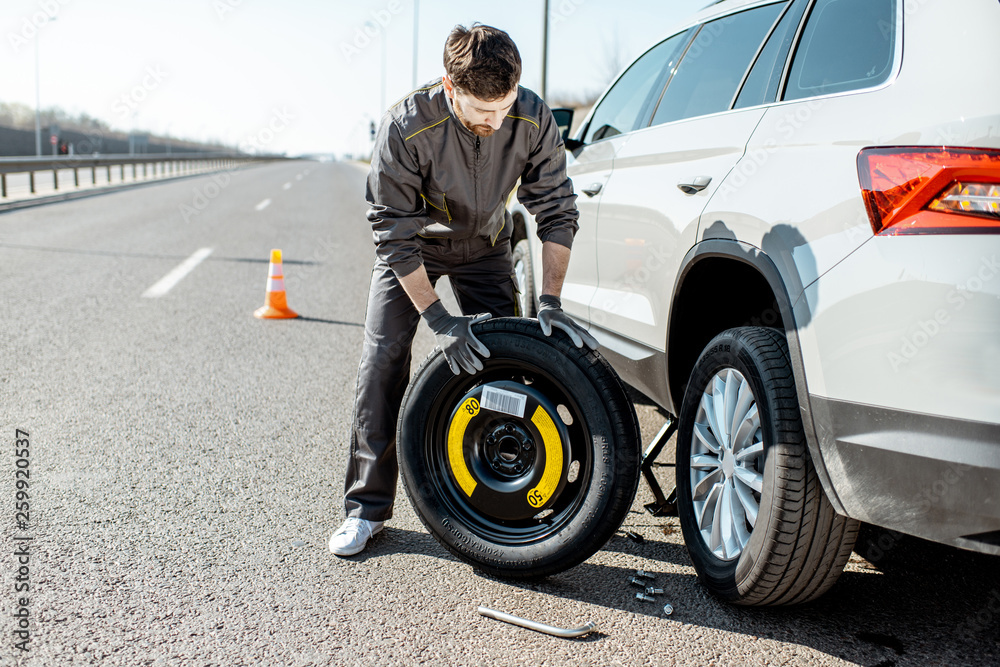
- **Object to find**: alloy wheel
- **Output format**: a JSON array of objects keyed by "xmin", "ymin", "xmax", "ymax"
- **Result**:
[{"xmin": 690, "ymin": 368, "xmax": 765, "ymax": 561}]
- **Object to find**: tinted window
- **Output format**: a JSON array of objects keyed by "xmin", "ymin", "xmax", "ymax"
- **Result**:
[
  {"xmin": 734, "ymin": 0, "xmax": 809, "ymax": 109},
  {"xmin": 784, "ymin": 0, "xmax": 896, "ymax": 101},
  {"xmin": 650, "ymin": 3, "xmax": 785, "ymax": 126},
  {"xmin": 582, "ymin": 32, "xmax": 690, "ymax": 144}
]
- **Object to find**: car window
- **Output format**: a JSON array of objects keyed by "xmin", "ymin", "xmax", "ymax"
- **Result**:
[
  {"xmin": 734, "ymin": 0, "xmax": 809, "ymax": 109},
  {"xmin": 581, "ymin": 32, "xmax": 690, "ymax": 144},
  {"xmin": 783, "ymin": 0, "xmax": 896, "ymax": 101},
  {"xmin": 650, "ymin": 2, "xmax": 785, "ymax": 126}
]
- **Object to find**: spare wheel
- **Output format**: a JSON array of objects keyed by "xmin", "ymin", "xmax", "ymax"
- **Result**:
[{"xmin": 397, "ymin": 317, "xmax": 640, "ymax": 579}]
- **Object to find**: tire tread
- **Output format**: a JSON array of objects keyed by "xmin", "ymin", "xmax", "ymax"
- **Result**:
[{"xmin": 678, "ymin": 326, "xmax": 858, "ymax": 606}]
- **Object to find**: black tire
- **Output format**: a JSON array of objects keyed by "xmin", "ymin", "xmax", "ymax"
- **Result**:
[
  {"xmin": 398, "ymin": 317, "xmax": 640, "ymax": 579},
  {"xmin": 676, "ymin": 327, "xmax": 859, "ymax": 605},
  {"xmin": 512, "ymin": 240, "xmax": 537, "ymax": 318}
]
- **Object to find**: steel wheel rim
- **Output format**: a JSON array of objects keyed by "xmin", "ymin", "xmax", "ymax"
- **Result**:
[
  {"xmin": 690, "ymin": 368, "xmax": 764, "ymax": 561},
  {"xmin": 425, "ymin": 359, "xmax": 594, "ymax": 545}
]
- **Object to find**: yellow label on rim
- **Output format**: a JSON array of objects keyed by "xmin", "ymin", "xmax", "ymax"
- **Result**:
[
  {"xmin": 447, "ymin": 397, "xmax": 480, "ymax": 497},
  {"xmin": 526, "ymin": 405, "xmax": 562, "ymax": 508}
]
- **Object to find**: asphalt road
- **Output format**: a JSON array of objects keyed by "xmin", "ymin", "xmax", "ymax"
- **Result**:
[{"xmin": 2, "ymin": 161, "xmax": 998, "ymax": 666}]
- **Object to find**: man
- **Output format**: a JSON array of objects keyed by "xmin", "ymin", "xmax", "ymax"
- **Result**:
[{"xmin": 330, "ymin": 23, "xmax": 598, "ymax": 556}]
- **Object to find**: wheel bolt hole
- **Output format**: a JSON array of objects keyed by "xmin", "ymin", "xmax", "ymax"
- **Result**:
[{"xmin": 557, "ymin": 404, "xmax": 574, "ymax": 426}]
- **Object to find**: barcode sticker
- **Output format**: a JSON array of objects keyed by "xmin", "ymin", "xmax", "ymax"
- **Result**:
[{"xmin": 480, "ymin": 386, "xmax": 527, "ymax": 419}]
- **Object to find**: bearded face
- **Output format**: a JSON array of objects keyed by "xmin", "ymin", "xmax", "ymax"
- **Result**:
[
  {"xmin": 452, "ymin": 96, "xmax": 497, "ymax": 137},
  {"xmin": 444, "ymin": 77, "xmax": 518, "ymax": 138}
]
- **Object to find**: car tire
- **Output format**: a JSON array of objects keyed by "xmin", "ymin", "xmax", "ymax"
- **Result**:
[
  {"xmin": 398, "ymin": 317, "xmax": 640, "ymax": 579},
  {"xmin": 512, "ymin": 240, "xmax": 537, "ymax": 318},
  {"xmin": 676, "ymin": 327, "xmax": 859, "ymax": 605}
]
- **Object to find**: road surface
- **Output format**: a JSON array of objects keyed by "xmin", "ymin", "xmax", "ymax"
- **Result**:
[{"xmin": 2, "ymin": 161, "xmax": 998, "ymax": 666}]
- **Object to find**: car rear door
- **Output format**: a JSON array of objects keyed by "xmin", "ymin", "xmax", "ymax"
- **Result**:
[{"xmin": 589, "ymin": 1, "xmax": 792, "ymax": 349}]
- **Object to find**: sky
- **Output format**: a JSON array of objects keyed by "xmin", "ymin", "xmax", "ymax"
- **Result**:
[{"xmin": 2, "ymin": 0, "xmax": 708, "ymax": 156}]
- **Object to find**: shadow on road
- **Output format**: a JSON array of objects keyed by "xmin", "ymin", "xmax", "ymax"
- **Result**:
[
  {"xmin": 346, "ymin": 526, "xmax": 457, "ymax": 565},
  {"xmin": 293, "ymin": 316, "xmax": 364, "ymax": 327},
  {"xmin": 352, "ymin": 524, "xmax": 999, "ymax": 666}
]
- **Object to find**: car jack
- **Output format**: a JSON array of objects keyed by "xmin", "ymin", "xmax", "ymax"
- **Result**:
[{"xmin": 641, "ymin": 418, "xmax": 677, "ymax": 516}]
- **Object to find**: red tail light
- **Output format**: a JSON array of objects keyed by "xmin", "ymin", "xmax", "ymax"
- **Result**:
[{"xmin": 857, "ymin": 147, "xmax": 1000, "ymax": 235}]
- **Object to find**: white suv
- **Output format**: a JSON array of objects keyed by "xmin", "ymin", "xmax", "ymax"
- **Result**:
[{"xmin": 510, "ymin": 0, "xmax": 1000, "ymax": 605}]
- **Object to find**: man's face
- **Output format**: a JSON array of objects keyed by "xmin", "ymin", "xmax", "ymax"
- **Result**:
[{"xmin": 444, "ymin": 76, "xmax": 518, "ymax": 138}]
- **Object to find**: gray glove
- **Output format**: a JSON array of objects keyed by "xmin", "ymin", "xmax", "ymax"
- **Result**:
[
  {"xmin": 537, "ymin": 295, "xmax": 599, "ymax": 349},
  {"xmin": 420, "ymin": 300, "xmax": 491, "ymax": 375}
]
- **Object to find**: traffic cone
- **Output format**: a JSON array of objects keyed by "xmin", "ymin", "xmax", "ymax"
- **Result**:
[{"xmin": 254, "ymin": 249, "xmax": 299, "ymax": 319}]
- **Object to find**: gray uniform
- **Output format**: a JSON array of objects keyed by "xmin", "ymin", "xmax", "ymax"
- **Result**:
[{"xmin": 345, "ymin": 78, "xmax": 579, "ymax": 522}]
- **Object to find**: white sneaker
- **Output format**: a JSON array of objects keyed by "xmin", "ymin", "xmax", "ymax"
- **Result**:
[{"xmin": 329, "ymin": 517, "xmax": 384, "ymax": 557}]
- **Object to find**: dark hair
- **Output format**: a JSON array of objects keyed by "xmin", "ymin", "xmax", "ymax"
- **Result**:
[{"xmin": 443, "ymin": 24, "xmax": 521, "ymax": 101}]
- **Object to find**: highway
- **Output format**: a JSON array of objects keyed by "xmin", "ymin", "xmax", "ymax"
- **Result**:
[{"xmin": 2, "ymin": 161, "xmax": 998, "ymax": 666}]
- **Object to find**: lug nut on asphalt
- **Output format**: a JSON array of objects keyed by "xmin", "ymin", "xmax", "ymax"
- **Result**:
[
  {"xmin": 646, "ymin": 587, "xmax": 664, "ymax": 595},
  {"xmin": 662, "ymin": 604, "xmax": 674, "ymax": 616},
  {"xmin": 635, "ymin": 569, "xmax": 656, "ymax": 580},
  {"xmin": 636, "ymin": 593, "xmax": 655, "ymax": 603}
]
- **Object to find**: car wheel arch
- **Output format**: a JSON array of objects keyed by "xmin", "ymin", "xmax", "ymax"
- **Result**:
[{"xmin": 666, "ymin": 239, "xmax": 848, "ymax": 515}]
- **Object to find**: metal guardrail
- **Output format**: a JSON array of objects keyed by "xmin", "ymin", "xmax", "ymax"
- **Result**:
[{"xmin": 0, "ymin": 153, "xmax": 287, "ymax": 198}]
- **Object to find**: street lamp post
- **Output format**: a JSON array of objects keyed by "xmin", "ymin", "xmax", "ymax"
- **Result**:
[
  {"xmin": 412, "ymin": 0, "xmax": 419, "ymax": 89},
  {"xmin": 34, "ymin": 17, "xmax": 57, "ymax": 157},
  {"xmin": 364, "ymin": 21, "xmax": 388, "ymax": 115},
  {"xmin": 541, "ymin": 0, "xmax": 549, "ymax": 103},
  {"xmin": 35, "ymin": 16, "xmax": 56, "ymax": 157},
  {"xmin": 381, "ymin": 25, "xmax": 387, "ymax": 114},
  {"xmin": 34, "ymin": 31, "xmax": 42, "ymax": 155}
]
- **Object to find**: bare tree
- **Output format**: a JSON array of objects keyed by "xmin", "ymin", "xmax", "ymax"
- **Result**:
[
  {"xmin": 547, "ymin": 28, "xmax": 630, "ymax": 130},
  {"xmin": 596, "ymin": 27, "xmax": 631, "ymax": 91},
  {"xmin": 0, "ymin": 99, "xmax": 232, "ymax": 152}
]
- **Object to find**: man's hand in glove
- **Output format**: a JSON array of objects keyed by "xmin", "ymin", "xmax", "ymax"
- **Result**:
[
  {"xmin": 420, "ymin": 300, "xmax": 492, "ymax": 375},
  {"xmin": 537, "ymin": 294, "xmax": 599, "ymax": 350}
]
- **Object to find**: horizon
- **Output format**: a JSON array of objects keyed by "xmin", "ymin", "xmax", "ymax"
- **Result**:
[{"xmin": 2, "ymin": 0, "xmax": 707, "ymax": 156}]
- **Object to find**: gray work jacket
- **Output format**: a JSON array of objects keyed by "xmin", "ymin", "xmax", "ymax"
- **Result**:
[{"xmin": 366, "ymin": 78, "xmax": 579, "ymax": 278}]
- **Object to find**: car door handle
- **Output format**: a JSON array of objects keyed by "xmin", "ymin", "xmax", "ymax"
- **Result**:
[
  {"xmin": 677, "ymin": 176, "xmax": 712, "ymax": 195},
  {"xmin": 581, "ymin": 182, "xmax": 603, "ymax": 197}
]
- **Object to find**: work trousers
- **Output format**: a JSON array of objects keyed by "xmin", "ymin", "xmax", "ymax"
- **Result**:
[{"xmin": 344, "ymin": 235, "xmax": 518, "ymax": 521}]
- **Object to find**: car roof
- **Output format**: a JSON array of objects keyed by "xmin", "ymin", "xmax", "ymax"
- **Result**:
[
  {"xmin": 582, "ymin": 0, "xmax": 802, "ymax": 136},
  {"xmin": 653, "ymin": 0, "xmax": 786, "ymax": 48}
]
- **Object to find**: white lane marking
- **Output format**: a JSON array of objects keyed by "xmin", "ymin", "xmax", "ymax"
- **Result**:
[
  {"xmin": 142, "ymin": 247, "xmax": 214, "ymax": 298},
  {"xmin": 283, "ymin": 182, "xmax": 292, "ymax": 190},
  {"xmin": 255, "ymin": 198, "xmax": 272, "ymax": 211}
]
